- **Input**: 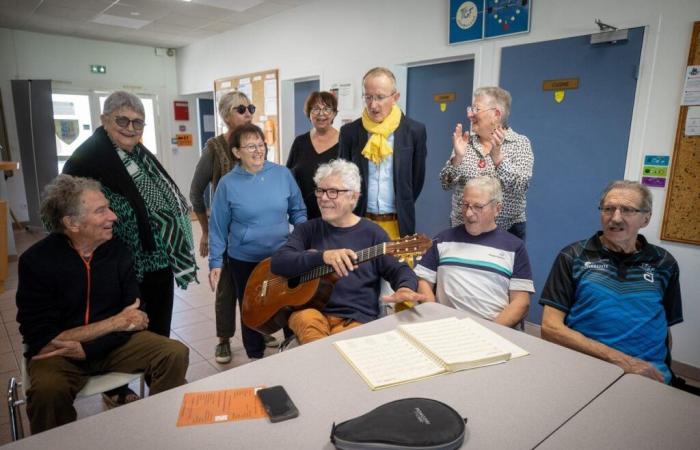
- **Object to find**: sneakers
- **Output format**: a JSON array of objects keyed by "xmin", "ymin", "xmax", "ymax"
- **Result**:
[
  {"xmin": 263, "ymin": 334, "xmax": 279, "ymax": 348},
  {"xmin": 215, "ymin": 340, "xmax": 232, "ymax": 363}
]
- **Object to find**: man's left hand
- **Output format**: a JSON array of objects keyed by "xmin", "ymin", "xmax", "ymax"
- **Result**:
[
  {"xmin": 32, "ymin": 339, "xmax": 86, "ymax": 361},
  {"xmin": 382, "ymin": 287, "xmax": 432, "ymax": 304}
]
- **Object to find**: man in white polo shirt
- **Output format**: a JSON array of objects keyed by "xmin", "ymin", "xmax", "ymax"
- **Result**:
[{"xmin": 415, "ymin": 176, "xmax": 534, "ymax": 327}]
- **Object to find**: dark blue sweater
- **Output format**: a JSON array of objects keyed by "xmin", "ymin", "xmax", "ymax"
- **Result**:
[{"xmin": 270, "ymin": 218, "xmax": 417, "ymax": 323}]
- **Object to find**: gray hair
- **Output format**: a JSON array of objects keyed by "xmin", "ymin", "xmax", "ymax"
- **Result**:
[
  {"xmin": 474, "ymin": 86, "xmax": 512, "ymax": 127},
  {"xmin": 599, "ymin": 180, "xmax": 652, "ymax": 212},
  {"xmin": 218, "ymin": 90, "xmax": 250, "ymax": 121},
  {"xmin": 314, "ymin": 159, "xmax": 362, "ymax": 193},
  {"xmin": 464, "ymin": 176, "xmax": 503, "ymax": 203},
  {"xmin": 363, "ymin": 67, "xmax": 397, "ymax": 91},
  {"xmin": 40, "ymin": 175, "xmax": 102, "ymax": 232},
  {"xmin": 102, "ymin": 91, "xmax": 145, "ymax": 117}
]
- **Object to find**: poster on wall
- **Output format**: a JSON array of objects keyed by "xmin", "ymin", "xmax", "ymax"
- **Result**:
[{"xmin": 448, "ymin": 0, "xmax": 531, "ymax": 45}]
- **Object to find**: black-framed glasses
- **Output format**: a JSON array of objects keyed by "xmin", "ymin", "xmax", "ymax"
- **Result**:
[
  {"xmin": 598, "ymin": 205, "xmax": 649, "ymax": 216},
  {"xmin": 314, "ymin": 188, "xmax": 350, "ymax": 199},
  {"xmin": 113, "ymin": 115, "xmax": 145, "ymax": 131},
  {"xmin": 240, "ymin": 143, "xmax": 266, "ymax": 153},
  {"xmin": 233, "ymin": 104, "xmax": 256, "ymax": 115},
  {"xmin": 466, "ymin": 106, "xmax": 496, "ymax": 115},
  {"xmin": 362, "ymin": 92, "xmax": 396, "ymax": 104},
  {"xmin": 310, "ymin": 106, "xmax": 335, "ymax": 116},
  {"xmin": 461, "ymin": 199, "xmax": 495, "ymax": 213}
]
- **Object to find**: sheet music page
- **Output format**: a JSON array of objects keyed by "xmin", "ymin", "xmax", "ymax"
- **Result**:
[
  {"xmin": 399, "ymin": 317, "xmax": 510, "ymax": 368},
  {"xmin": 334, "ymin": 330, "xmax": 445, "ymax": 389},
  {"xmin": 460, "ymin": 318, "xmax": 529, "ymax": 358}
]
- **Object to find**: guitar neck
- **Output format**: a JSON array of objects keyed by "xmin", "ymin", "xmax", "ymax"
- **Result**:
[{"xmin": 298, "ymin": 242, "xmax": 386, "ymax": 283}]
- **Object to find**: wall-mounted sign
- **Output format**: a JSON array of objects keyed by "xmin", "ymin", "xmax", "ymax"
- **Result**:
[
  {"xmin": 449, "ymin": 0, "xmax": 531, "ymax": 45},
  {"xmin": 90, "ymin": 64, "xmax": 106, "ymax": 74},
  {"xmin": 174, "ymin": 101, "xmax": 189, "ymax": 121},
  {"xmin": 433, "ymin": 92, "xmax": 456, "ymax": 112},
  {"xmin": 176, "ymin": 133, "xmax": 193, "ymax": 147},
  {"xmin": 543, "ymin": 78, "xmax": 579, "ymax": 103},
  {"xmin": 641, "ymin": 154, "xmax": 670, "ymax": 188}
]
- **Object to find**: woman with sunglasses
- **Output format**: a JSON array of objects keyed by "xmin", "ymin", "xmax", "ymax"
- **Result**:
[
  {"xmin": 63, "ymin": 90, "xmax": 196, "ymax": 404},
  {"xmin": 208, "ymin": 123, "xmax": 306, "ymax": 361},
  {"xmin": 439, "ymin": 86, "xmax": 533, "ymax": 241},
  {"xmin": 189, "ymin": 91, "xmax": 260, "ymax": 364},
  {"xmin": 286, "ymin": 91, "xmax": 339, "ymax": 219}
]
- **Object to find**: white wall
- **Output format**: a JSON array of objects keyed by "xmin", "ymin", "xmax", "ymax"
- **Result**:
[
  {"xmin": 177, "ymin": 0, "xmax": 700, "ymax": 367},
  {"xmin": 0, "ymin": 28, "xmax": 181, "ymax": 221}
]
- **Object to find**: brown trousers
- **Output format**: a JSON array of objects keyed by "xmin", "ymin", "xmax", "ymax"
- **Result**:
[
  {"xmin": 289, "ymin": 309, "xmax": 362, "ymax": 345},
  {"xmin": 26, "ymin": 331, "xmax": 189, "ymax": 434}
]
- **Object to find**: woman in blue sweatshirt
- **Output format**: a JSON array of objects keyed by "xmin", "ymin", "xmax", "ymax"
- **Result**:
[{"xmin": 209, "ymin": 124, "xmax": 306, "ymax": 359}]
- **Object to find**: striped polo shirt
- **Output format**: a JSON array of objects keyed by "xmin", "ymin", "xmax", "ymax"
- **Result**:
[{"xmin": 415, "ymin": 225, "xmax": 534, "ymax": 321}]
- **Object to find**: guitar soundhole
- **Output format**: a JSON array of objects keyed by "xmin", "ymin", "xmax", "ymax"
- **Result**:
[{"xmin": 287, "ymin": 276, "xmax": 301, "ymax": 289}]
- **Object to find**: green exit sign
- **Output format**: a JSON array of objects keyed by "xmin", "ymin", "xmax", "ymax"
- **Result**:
[{"xmin": 90, "ymin": 64, "xmax": 107, "ymax": 74}]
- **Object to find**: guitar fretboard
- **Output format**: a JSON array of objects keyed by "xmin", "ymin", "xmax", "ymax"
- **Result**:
[{"xmin": 297, "ymin": 242, "xmax": 386, "ymax": 283}]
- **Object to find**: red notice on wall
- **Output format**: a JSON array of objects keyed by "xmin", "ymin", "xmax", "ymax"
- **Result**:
[{"xmin": 174, "ymin": 101, "xmax": 189, "ymax": 121}]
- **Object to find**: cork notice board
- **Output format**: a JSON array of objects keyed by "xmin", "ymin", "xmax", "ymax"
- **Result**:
[
  {"xmin": 661, "ymin": 22, "xmax": 700, "ymax": 245},
  {"xmin": 214, "ymin": 69, "xmax": 280, "ymax": 162}
]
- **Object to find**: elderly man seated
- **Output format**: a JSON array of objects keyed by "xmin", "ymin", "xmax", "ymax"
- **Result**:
[
  {"xmin": 16, "ymin": 175, "xmax": 189, "ymax": 434},
  {"xmin": 415, "ymin": 176, "xmax": 534, "ymax": 327},
  {"xmin": 270, "ymin": 159, "xmax": 428, "ymax": 344},
  {"xmin": 540, "ymin": 180, "xmax": 682, "ymax": 384}
]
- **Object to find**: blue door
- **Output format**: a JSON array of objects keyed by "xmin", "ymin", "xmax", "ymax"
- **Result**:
[
  {"xmin": 294, "ymin": 79, "xmax": 320, "ymax": 138},
  {"xmin": 500, "ymin": 27, "xmax": 645, "ymax": 323},
  {"xmin": 407, "ymin": 59, "xmax": 474, "ymax": 238}
]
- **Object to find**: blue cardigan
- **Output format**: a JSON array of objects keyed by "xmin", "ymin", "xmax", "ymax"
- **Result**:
[{"xmin": 209, "ymin": 161, "xmax": 306, "ymax": 268}]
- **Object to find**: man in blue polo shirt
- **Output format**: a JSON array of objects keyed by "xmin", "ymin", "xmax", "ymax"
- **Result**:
[
  {"xmin": 540, "ymin": 180, "xmax": 683, "ymax": 383},
  {"xmin": 415, "ymin": 176, "xmax": 534, "ymax": 327}
]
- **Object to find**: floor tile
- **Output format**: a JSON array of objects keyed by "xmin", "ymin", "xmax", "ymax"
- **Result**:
[
  {"xmin": 172, "ymin": 319, "xmax": 216, "ymax": 343},
  {"xmin": 186, "ymin": 360, "xmax": 219, "ymax": 383}
]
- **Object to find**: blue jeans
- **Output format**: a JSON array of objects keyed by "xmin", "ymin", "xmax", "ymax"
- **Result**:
[{"xmin": 507, "ymin": 221, "xmax": 526, "ymax": 241}]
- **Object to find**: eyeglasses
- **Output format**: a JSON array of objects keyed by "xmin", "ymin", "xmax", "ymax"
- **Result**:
[
  {"xmin": 362, "ymin": 92, "xmax": 396, "ymax": 104},
  {"xmin": 239, "ymin": 143, "xmax": 266, "ymax": 153},
  {"xmin": 310, "ymin": 106, "xmax": 335, "ymax": 116},
  {"xmin": 466, "ymin": 106, "xmax": 496, "ymax": 115},
  {"xmin": 113, "ymin": 115, "xmax": 145, "ymax": 131},
  {"xmin": 598, "ymin": 205, "xmax": 649, "ymax": 216},
  {"xmin": 461, "ymin": 199, "xmax": 495, "ymax": 213},
  {"xmin": 233, "ymin": 104, "xmax": 256, "ymax": 115},
  {"xmin": 314, "ymin": 188, "xmax": 351, "ymax": 199}
]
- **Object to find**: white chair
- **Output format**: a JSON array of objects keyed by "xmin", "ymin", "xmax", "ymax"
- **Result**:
[{"xmin": 7, "ymin": 353, "xmax": 144, "ymax": 441}]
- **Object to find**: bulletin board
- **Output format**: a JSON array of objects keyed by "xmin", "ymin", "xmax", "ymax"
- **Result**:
[
  {"xmin": 214, "ymin": 69, "xmax": 280, "ymax": 162},
  {"xmin": 661, "ymin": 22, "xmax": 700, "ymax": 245}
]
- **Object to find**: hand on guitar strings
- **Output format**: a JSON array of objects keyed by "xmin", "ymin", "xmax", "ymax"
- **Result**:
[
  {"xmin": 323, "ymin": 248, "xmax": 359, "ymax": 277},
  {"xmin": 382, "ymin": 287, "xmax": 433, "ymax": 305},
  {"xmin": 209, "ymin": 268, "xmax": 221, "ymax": 292}
]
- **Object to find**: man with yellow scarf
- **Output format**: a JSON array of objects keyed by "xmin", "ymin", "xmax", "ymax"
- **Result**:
[{"xmin": 338, "ymin": 67, "xmax": 427, "ymax": 240}]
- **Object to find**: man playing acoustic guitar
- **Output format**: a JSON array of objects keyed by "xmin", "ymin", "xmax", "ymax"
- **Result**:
[{"xmin": 270, "ymin": 159, "xmax": 430, "ymax": 344}]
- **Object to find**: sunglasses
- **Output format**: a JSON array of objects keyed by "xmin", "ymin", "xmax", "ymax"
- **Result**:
[
  {"xmin": 233, "ymin": 104, "xmax": 256, "ymax": 115},
  {"xmin": 113, "ymin": 115, "xmax": 145, "ymax": 131}
]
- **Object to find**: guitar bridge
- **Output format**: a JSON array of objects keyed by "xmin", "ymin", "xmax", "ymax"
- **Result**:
[{"xmin": 260, "ymin": 279, "xmax": 268, "ymax": 298}]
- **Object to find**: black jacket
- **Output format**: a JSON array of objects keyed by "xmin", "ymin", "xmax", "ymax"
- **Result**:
[
  {"xmin": 16, "ymin": 234, "xmax": 140, "ymax": 360},
  {"xmin": 338, "ymin": 115, "xmax": 427, "ymax": 236}
]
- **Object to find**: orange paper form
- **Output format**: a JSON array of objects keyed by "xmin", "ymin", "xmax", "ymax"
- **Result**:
[{"xmin": 176, "ymin": 387, "xmax": 267, "ymax": 427}]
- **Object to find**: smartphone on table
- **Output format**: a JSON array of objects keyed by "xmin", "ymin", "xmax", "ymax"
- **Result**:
[{"xmin": 256, "ymin": 385, "xmax": 299, "ymax": 423}]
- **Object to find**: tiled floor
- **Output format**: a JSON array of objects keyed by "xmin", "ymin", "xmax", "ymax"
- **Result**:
[{"xmin": 0, "ymin": 226, "xmax": 283, "ymax": 445}]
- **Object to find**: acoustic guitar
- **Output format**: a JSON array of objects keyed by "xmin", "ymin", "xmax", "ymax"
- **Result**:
[{"xmin": 241, "ymin": 234, "xmax": 432, "ymax": 335}]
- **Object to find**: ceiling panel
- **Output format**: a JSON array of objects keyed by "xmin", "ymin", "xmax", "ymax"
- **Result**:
[
  {"xmin": 103, "ymin": 3, "xmax": 168, "ymax": 22},
  {"xmin": 35, "ymin": 4, "xmax": 101, "ymax": 21}
]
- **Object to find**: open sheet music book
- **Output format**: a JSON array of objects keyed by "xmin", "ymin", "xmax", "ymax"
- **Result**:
[{"xmin": 334, "ymin": 317, "xmax": 528, "ymax": 390}]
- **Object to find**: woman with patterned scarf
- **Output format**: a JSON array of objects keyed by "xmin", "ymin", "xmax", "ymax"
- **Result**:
[{"xmin": 64, "ymin": 91, "xmax": 196, "ymax": 340}]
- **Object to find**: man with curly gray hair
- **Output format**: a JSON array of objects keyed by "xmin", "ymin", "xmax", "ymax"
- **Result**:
[
  {"xmin": 17, "ymin": 174, "xmax": 188, "ymax": 434},
  {"xmin": 271, "ymin": 160, "xmax": 428, "ymax": 344}
]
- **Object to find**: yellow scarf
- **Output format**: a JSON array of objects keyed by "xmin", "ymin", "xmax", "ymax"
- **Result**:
[{"xmin": 361, "ymin": 105, "xmax": 402, "ymax": 164}]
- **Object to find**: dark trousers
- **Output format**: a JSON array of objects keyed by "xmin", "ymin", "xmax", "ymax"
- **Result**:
[
  {"xmin": 140, "ymin": 268, "xmax": 175, "ymax": 337},
  {"xmin": 228, "ymin": 257, "xmax": 265, "ymax": 359},
  {"xmin": 26, "ymin": 331, "xmax": 188, "ymax": 434},
  {"xmin": 507, "ymin": 221, "xmax": 527, "ymax": 241},
  {"xmin": 215, "ymin": 258, "xmax": 237, "ymax": 339}
]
